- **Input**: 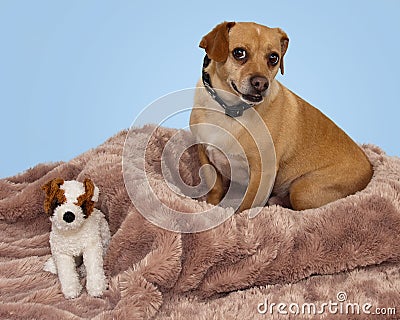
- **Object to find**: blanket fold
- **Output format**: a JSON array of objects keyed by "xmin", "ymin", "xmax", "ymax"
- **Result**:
[{"xmin": 1, "ymin": 125, "xmax": 400, "ymax": 319}]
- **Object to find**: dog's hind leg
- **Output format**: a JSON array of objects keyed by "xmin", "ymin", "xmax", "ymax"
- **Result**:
[
  {"xmin": 289, "ymin": 173, "xmax": 349, "ymax": 211},
  {"xmin": 43, "ymin": 257, "xmax": 57, "ymax": 274}
]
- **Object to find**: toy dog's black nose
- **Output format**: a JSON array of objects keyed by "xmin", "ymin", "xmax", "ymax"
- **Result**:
[{"xmin": 63, "ymin": 211, "xmax": 75, "ymax": 223}]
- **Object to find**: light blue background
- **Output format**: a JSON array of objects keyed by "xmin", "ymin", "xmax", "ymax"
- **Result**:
[{"xmin": 1, "ymin": 0, "xmax": 399, "ymax": 178}]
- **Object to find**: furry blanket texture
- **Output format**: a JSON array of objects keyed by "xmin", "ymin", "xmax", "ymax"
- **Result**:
[{"xmin": 1, "ymin": 125, "xmax": 400, "ymax": 319}]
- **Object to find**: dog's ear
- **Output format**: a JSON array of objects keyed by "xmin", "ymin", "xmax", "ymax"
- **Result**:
[
  {"xmin": 76, "ymin": 178, "xmax": 97, "ymax": 217},
  {"xmin": 199, "ymin": 21, "xmax": 236, "ymax": 62},
  {"xmin": 276, "ymin": 28, "xmax": 289, "ymax": 75},
  {"xmin": 41, "ymin": 178, "xmax": 65, "ymax": 214}
]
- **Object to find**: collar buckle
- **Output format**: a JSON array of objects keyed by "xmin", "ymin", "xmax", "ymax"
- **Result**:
[{"xmin": 201, "ymin": 55, "xmax": 253, "ymax": 118}]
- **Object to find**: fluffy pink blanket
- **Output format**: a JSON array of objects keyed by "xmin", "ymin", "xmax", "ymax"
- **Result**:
[{"xmin": 1, "ymin": 125, "xmax": 400, "ymax": 319}]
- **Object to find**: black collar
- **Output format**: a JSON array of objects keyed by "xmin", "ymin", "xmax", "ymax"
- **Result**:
[{"xmin": 201, "ymin": 55, "xmax": 254, "ymax": 118}]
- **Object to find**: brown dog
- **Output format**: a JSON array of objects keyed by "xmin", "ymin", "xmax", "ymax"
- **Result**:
[{"xmin": 190, "ymin": 21, "xmax": 373, "ymax": 211}]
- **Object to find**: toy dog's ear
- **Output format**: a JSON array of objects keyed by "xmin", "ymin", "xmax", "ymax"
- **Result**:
[
  {"xmin": 76, "ymin": 178, "xmax": 97, "ymax": 217},
  {"xmin": 199, "ymin": 21, "xmax": 236, "ymax": 62},
  {"xmin": 41, "ymin": 178, "xmax": 65, "ymax": 214}
]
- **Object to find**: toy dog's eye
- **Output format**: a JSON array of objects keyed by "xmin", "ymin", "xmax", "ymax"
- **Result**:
[
  {"xmin": 232, "ymin": 48, "xmax": 247, "ymax": 61},
  {"xmin": 268, "ymin": 53, "xmax": 279, "ymax": 66}
]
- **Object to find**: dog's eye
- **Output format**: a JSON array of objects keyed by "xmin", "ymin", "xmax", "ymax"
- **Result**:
[
  {"xmin": 232, "ymin": 48, "xmax": 247, "ymax": 61},
  {"xmin": 268, "ymin": 53, "xmax": 279, "ymax": 66}
]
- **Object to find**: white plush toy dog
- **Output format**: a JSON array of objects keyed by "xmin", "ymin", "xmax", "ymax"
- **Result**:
[{"xmin": 42, "ymin": 178, "xmax": 110, "ymax": 299}]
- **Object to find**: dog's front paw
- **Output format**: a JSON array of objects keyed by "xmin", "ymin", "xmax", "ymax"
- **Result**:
[{"xmin": 267, "ymin": 195, "xmax": 291, "ymax": 208}]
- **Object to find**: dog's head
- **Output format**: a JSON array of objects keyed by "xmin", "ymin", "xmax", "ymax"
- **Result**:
[
  {"xmin": 42, "ymin": 178, "xmax": 99, "ymax": 231},
  {"xmin": 200, "ymin": 21, "xmax": 289, "ymax": 105}
]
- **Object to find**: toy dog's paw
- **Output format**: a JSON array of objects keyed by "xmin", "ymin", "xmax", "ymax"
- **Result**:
[
  {"xmin": 86, "ymin": 279, "xmax": 107, "ymax": 297},
  {"xmin": 62, "ymin": 282, "xmax": 83, "ymax": 299},
  {"xmin": 43, "ymin": 257, "xmax": 57, "ymax": 274}
]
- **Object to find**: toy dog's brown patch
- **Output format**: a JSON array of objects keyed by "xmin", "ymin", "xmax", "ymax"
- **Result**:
[
  {"xmin": 42, "ymin": 178, "xmax": 66, "ymax": 214},
  {"xmin": 76, "ymin": 178, "xmax": 95, "ymax": 217}
]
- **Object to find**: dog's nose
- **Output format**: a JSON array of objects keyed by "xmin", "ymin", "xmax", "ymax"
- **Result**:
[
  {"xmin": 63, "ymin": 211, "xmax": 75, "ymax": 223},
  {"xmin": 250, "ymin": 76, "xmax": 269, "ymax": 92}
]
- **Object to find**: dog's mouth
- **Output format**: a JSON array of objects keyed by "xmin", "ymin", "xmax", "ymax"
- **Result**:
[{"xmin": 231, "ymin": 82, "xmax": 263, "ymax": 104}]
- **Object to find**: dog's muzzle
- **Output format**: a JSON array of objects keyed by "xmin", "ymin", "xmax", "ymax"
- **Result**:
[
  {"xmin": 52, "ymin": 203, "xmax": 85, "ymax": 231},
  {"xmin": 63, "ymin": 211, "xmax": 75, "ymax": 223}
]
